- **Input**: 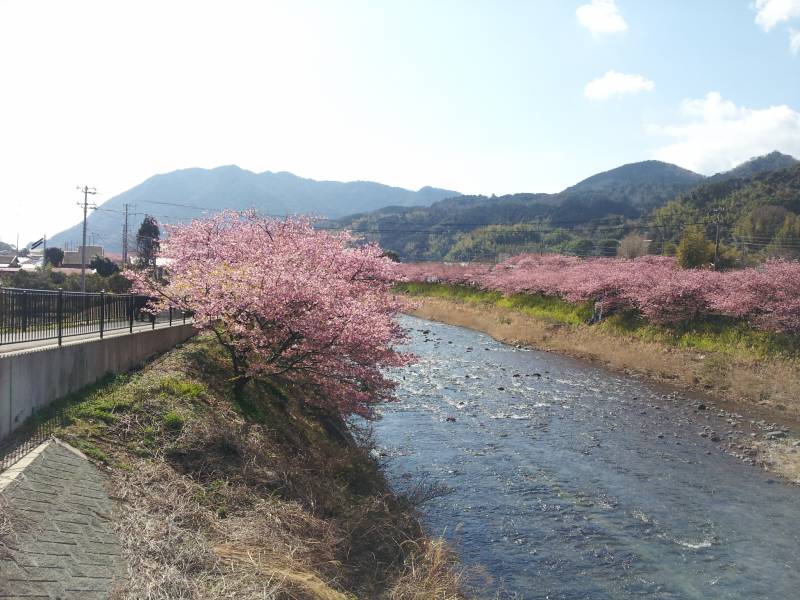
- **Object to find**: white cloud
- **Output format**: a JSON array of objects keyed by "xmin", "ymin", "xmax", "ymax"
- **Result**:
[
  {"xmin": 584, "ymin": 70, "xmax": 654, "ymax": 100},
  {"xmin": 649, "ymin": 92, "xmax": 800, "ymax": 174},
  {"xmin": 791, "ymin": 27, "xmax": 800, "ymax": 53},
  {"xmin": 576, "ymin": 0, "xmax": 627, "ymax": 35},
  {"xmin": 754, "ymin": 0, "xmax": 800, "ymax": 31}
]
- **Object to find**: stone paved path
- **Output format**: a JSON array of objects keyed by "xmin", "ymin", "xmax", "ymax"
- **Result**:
[{"xmin": 0, "ymin": 439, "xmax": 127, "ymax": 599}]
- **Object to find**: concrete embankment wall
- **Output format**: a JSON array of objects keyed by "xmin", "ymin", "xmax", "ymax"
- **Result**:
[{"xmin": 0, "ymin": 324, "xmax": 196, "ymax": 440}]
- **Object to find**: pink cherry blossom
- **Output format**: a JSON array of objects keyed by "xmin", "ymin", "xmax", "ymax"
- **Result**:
[
  {"xmin": 126, "ymin": 211, "xmax": 412, "ymax": 418},
  {"xmin": 398, "ymin": 255, "xmax": 800, "ymax": 333}
]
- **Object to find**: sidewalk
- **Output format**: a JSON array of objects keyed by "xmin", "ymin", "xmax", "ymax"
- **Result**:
[
  {"xmin": 0, "ymin": 320, "xmax": 192, "ymax": 355},
  {"xmin": 0, "ymin": 439, "xmax": 127, "ymax": 598}
]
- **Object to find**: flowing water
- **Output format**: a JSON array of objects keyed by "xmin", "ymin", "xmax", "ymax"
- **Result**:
[{"xmin": 372, "ymin": 316, "xmax": 800, "ymax": 599}]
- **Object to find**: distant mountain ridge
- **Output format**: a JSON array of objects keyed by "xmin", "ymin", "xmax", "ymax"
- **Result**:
[
  {"xmin": 562, "ymin": 160, "xmax": 705, "ymax": 211},
  {"xmin": 707, "ymin": 151, "xmax": 798, "ymax": 183},
  {"xmin": 47, "ymin": 166, "xmax": 459, "ymax": 252},
  {"xmin": 332, "ymin": 151, "xmax": 799, "ymax": 260},
  {"xmin": 46, "ymin": 152, "xmax": 799, "ymax": 258}
]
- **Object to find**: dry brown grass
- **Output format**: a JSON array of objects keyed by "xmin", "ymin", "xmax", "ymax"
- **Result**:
[
  {"xmin": 385, "ymin": 538, "xmax": 462, "ymax": 600},
  {"xmin": 752, "ymin": 441, "xmax": 800, "ymax": 485},
  {"xmin": 0, "ymin": 495, "xmax": 14, "ymax": 559},
  {"xmin": 108, "ymin": 460, "xmax": 348, "ymax": 599},
  {"xmin": 60, "ymin": 335, "xmax": 463, "ymax": 599}
]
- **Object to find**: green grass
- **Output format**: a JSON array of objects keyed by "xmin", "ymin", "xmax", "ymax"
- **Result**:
[
  {"xmin": 601, "ymin": 309, "xmax": 800, "ymax": 360},
  {"xmin": 158, "ymin": 377, "xmax": 206, "ymax": 400},
  {"xmin": 16, "ymin": 346, "xmax": 216, "ymax": 464},
  {"xmin": 397, "ymin": 281, "xmax": 800, "ymax": 361},
  {"xmin": 396, "ymin": 281, "xmax": 592, "ymax": 325},
  {"xmin": 162, "ymin": 410, "xmax": 185, "ymax": 431}
]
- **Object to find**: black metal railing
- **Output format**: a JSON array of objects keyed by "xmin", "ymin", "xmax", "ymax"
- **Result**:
[
  {"xmin": 0, "ymin": 287, "xmax": 189, "ymax": 347},
  {"xmin": 0, "ymin": 407, "xmax": 69, "ymax": 471}
]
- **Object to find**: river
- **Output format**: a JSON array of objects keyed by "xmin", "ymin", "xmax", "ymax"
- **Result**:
[{"xmin": 372, "ymin": 316, "xmax": 800, "ymax": 599}]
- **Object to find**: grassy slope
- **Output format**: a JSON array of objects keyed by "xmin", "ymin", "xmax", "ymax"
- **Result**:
[{"xmin": 36, "ymin": 335, "xmax": 461, "ymax": 600}]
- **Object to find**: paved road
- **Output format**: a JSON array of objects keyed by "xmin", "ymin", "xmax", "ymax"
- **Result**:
[{"xmin": 0, "ymin": 439, "xmax": 127, "ymax": 599}]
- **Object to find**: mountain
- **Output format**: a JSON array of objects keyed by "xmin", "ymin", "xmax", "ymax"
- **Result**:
[
  {"xmin": 654, "ymin": 162, "xmax": 800, "ymax": 251},
  {"xmin": 334, "ymin": 152, "xmax": 799, "ymax": 261},
  {"xmin": 562, "ymin": 160, "xmax": 704, "ymax": 211},
  {"xmin": 46, "ymin": 151, "xmax": 799, "ymax": 260},
  {"xmin": 0, "ymin": 241, "xmax": 14, "ymax": 253},
  {"xmin": 333, "ymin": 160, "xmax": 705, "ymax": 260},
  {"xmin": 48, "ymin": 166, "xmax": 459, "ymax": 252},
  {"xmin": 707, "ymin": 151, "xmax": 799, "ymax": 184}
]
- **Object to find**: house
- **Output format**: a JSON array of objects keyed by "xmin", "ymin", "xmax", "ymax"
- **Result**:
[
  {"xmin": 17, "ymin": 255, "xmax": 43, "ymax": 270},
  {"xmin": 61, "ymin": 246, "xmax": 105, "ymax": 268},
  {"xmin": 0, "ymin": 254, "xmax": 19, "ymax": 269}
]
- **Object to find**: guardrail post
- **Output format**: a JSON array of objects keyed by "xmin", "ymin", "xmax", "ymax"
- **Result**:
[
  {"xmin": 99, "ymin": 290, "xmax": 105, "ymax": 339},
  {"xmin": 22, "ymin": 290, "xmax": 28, "ymax": 333},
  {"xmin": 129, "ymin": 295, "xmax": 134, "ymax": 334},
  {"xmin": 57, "ymin": 288, "xmax": 63, "ymax": 346},
  {"xmin": 169, "ymin": 306, "xmax": 173, "ymax": 326},
  {"xmin": 183, "ymin": 309, "xmax": 186, "ymax": 325}
]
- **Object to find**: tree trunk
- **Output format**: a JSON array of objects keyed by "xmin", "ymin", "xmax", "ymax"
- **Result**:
[{"xmin": 232, "ymin": 376, "xmax": 248, "ymax": 402}]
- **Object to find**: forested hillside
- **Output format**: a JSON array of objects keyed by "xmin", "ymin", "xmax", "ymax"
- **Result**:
[
  {"xmin": 336, "ymin": 160, "xmax": 702, "ymax": 260},
  {"xmin": 336, "ymin": 153, "xmax": 800, "ymax": 262},
  {"xmin": 561, "ymin": 160, "xmax": 705, "ymax": 211},
  {"xmin": 654, "ymin": 163, "xmax": 800, "ymax": 257},
  {"xmin": 705, "ymin": 151, "xmax": 798, "ymax": 184}
]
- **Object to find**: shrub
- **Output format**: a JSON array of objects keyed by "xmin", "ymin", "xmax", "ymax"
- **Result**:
[
  {"xmin": 617, "ymin": 233, "xmax": 649, "ymax": 259},
  {"xmin": 677, "ymin": 225, "xmax": 713, "ymax": 269}
]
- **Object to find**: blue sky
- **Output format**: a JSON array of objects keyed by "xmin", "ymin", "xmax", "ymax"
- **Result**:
[{"xmin": 1, "ymin": 0, "xmax": 799, "ymax": 244}]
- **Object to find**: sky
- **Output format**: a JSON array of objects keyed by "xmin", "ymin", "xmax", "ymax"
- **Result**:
[{"xmin": 1, "ymin": 0, "xmax": 799, "ymax": 246}]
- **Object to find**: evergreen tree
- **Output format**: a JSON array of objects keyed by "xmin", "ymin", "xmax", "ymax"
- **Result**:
[
  {"xmin": 44, "ymin": 247, "xmax": 64, "ymax": 267},
  {"xmin": 136, "ymin": 216, "xmax": 160, "ymax": 271},
  {"xmin": 90, "ymin": 255, "xmax": 120, "ymax": 277},
  {"xmin": 676, "ymin": 225, "xmax": 713, "ymax": 268}
]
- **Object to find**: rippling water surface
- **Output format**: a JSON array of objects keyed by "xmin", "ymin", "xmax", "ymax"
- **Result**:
[{"xmin": 372, "ymin": 316, "xmax": 800, "ymax": 599}]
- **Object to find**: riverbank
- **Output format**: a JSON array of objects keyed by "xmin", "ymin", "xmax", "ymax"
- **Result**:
[
  {"xmin": 399, "ymin": 286, "xmax": 800, "ymax": 484},
  {"xmin": 25, "ymin": 334, "xmax": 462, "ymax": 599}
]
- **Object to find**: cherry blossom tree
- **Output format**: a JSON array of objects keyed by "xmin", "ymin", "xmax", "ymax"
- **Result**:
[
  {"xmin": 397, "ymin": 254, "xmax": 800, "ymax": 333},
  {"xmin": 126, "ymin": 211, "xmax": 411, "ymax": 417}
]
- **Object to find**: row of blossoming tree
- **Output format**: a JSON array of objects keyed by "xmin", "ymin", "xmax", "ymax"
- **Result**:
[
  {"xmin": 398, "ymin": 254, "xmax": 800, "ymax": 334},
  {"xmin": 126, "ymin": 211, "xmax": 411, "ymax": 418}
]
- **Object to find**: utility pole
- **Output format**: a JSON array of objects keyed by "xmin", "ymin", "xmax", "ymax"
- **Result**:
[
  {"xmin": 713, "ymin": 207, "xmax": 724, "ymax": 270},
  {"xmin": 77, "ymin": 185, "xmax": 97, "ymax": 292},
  {"xmin": 122, "ymin": 203, "xmax": 129, "ymax": 266}
]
